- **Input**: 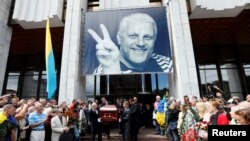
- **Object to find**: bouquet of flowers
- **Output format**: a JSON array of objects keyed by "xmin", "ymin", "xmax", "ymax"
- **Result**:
[
  {"xmin": 155, "ymin": 97, "xmax": 169, "ymax": 135},
  {"xmin": 156, "ymin": 97, "xmax": 168, "ymax": 126},
  {"xmin": 195, "ymin": 121, "xmax": 209, "ymax": 131},
  {"xmin": 65, "ymin": 110, "xmax": 79, "ymax": 126},
  {"xmin": 156, "ymin": 112, "xmax": 166, "ymax": 127},
  {"xmin": 195, "ymin": 121, "xmax": 209, "ymax": 139}
]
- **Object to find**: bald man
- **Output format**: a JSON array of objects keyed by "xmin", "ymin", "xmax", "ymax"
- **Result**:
[{"xmin": 88, "ymin": 103, "xmax": 102, "ymax": 141}]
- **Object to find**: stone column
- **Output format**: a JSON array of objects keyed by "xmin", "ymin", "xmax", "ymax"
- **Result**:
[
  {"xmin": 163, "ymin": 0, "xmax": 200, "ymax": 100},
  {"xmin": 58, "ymin": 0, "xmax": 87, "ymax": 104},
  {"xmin": 0, "ymin": 0, "xmax": 12, "ymax": 95}
]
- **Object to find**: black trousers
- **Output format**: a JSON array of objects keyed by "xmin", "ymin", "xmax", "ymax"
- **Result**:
[
  {"xmin": 130, "ymin": 119, "xmax": 140, "ymax": 141},
  {"xmin": 91, "ymin": 126, "xmax": 102, "ymax": 141},
  {"xmin": 102, "ymin": 122, "xmax": 110, "ymax": 137}
]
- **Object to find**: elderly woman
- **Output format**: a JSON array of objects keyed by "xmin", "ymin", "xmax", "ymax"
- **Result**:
[
  {"xmin": 234, "ymin": 108, "xmax": 250, "ymax": 125},
  {"xmin": 51, "ymin": 108, "xmax": 69, "ymax": 141}
]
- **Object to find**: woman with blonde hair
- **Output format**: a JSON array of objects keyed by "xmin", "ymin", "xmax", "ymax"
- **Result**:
[{"xmin": 195, "ymin": 102, "xmax": 210, "ymax": 122}]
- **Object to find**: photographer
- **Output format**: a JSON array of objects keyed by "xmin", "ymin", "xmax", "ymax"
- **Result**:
[
  {"xmin": 0, "ymin": 93, "xmax": 17, "ymax": 109},
  {"xmin": 0, "ymin": 97, "xmax": 9, "ymax": 108},
  {"xmin": 207, "ymin": 83, "xmax": 224, "ymax": 100}
]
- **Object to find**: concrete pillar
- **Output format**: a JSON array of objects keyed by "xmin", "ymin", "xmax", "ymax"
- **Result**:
[
  {"xmin": 58, "ymin": 0, "xmax": 87, "ymax": 104},
  {"xmin": 164, "ymin": 0, "xmax": 200, "ymax": 101},
  {"xmin": 0, "ymin": 0, "xmax": 12, "ymax": 95}
]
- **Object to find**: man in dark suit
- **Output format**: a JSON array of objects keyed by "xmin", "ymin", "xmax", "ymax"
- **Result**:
[
  {"xmin": 88, "ymin": 103, "xmax": 102, "ymax": 141},
  {"xmin": 121, "ymin": 101, "xmax": 130, "ymax": 141},
  {"xmin": 130, "ymin": 97, "xmax": 141, "ymax": 141}
]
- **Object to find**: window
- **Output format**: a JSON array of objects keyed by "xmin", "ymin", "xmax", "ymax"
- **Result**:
[
  {"xmin": 85, "ymin": 75, "xmax": 100, "ymax": 96},
  {"xmin": 151, "ymin": 74, "xmax": 157, "ymax": 92},
  {"xmin": 22, "ymin": 71, "xmax": 39, "ymax": 98},
  {"xmin": 6, "ymin": 72, "xmax": 20, "ymax": 93},
  {"xmin": 39, "ymin": 71, "xmax": 48, "ymax": 98},
  {"xmin": 220, "ymin": 63, "xmax": 242, "ymax": 100},
  {"xmin": 157, "ymin": 73, "xmax": 169, "ymax": 95},
  {"xmin": 243, "ymin": 64, "xmax": 250, "ymax": 93},
  {"xmin": 108, "ymin": 75, "xmax": 142, "ymax": 95},
  {"xmin": 199, "ymin": 64, "xmax": 219, "ymax": 96},
  {"xmin": 151, "ymin": 73, "xmax": 169, "ymax": 95},
  {"xmin": 98, "ymin": 73, "xmax": 168, "ymax": 96}
]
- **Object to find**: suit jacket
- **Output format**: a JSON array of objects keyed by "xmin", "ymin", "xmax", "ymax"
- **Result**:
[
  {"xmin": 51, "ymin": 116, "xmax": 67, "ymax": 141},
  {"xmin": 122, "ymin": 108, "xmax": 130, "ymax": 129},
  {"xmin": 88, "ymin": 109, "xmax": 99, "ymax": 128}
]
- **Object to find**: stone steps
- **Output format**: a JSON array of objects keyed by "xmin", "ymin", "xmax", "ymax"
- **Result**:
[{"xmin": 81, "ymin": 128, "xmax": 168, "ymax": 141}]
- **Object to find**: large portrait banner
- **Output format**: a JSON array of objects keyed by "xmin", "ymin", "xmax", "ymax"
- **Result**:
[{"xmin": 82, "ymin": 7, "xmax": 172, "ymax": 75}]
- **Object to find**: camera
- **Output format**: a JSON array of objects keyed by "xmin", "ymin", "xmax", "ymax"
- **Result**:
[{"xmin": 207, "ymin": 83, "xmax": 224, "ymax": 99}]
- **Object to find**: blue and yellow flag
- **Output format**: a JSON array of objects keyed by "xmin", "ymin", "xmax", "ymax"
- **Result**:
[{"xmin": 46, "ymin": 18, "xmax": 57, "ymax": 99}]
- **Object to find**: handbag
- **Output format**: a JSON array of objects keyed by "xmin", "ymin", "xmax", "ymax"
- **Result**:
[{"xmin": 59, "ymin": 132, "xmax": 73, "ymax": 141}]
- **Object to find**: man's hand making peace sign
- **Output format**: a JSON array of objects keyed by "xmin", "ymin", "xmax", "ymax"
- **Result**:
[{"xmin": 87, "ymin": 24, "xmax": 121, "ymax": 74}]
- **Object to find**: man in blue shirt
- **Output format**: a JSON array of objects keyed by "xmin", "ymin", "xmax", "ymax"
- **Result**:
[{"xmin": 28, "ymin": 102, "xmax": 47, "ymax": 141}]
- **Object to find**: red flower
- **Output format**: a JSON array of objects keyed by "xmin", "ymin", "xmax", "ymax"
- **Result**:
[{"xmin": 65, "ymin": 110, "xmax": 79, "ymax": 125}]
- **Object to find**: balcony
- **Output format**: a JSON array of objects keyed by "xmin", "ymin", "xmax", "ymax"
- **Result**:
[
  {"xmin": 189, "ymin": 0, "xmax": 249, "ymax": 19},
  {"xmin": 12, "ymin": 0, "xmax": 65, "ymax": 29}
]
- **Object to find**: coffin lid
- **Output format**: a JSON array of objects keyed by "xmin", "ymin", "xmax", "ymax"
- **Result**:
[{"xmin": 100, "ymin": 105, "xmax": 118, "ymax": 111}]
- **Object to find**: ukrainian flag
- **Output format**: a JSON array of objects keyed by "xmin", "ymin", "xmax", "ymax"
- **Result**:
[{"xmin": 46, "ymin": 18, "xmax": 57, "ymax": 99}]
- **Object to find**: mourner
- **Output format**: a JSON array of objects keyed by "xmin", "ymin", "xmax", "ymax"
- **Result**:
[
  {"xmin": 130, "ymin": 97, "xmax": 141, "ymax": 141},
  {"xmin": 89, "ymin": 103, "xmax": 102, "ymax": 141},
  {"xmin": 121, "ymin": 101, "xmax": 131, "ymax": 141}
]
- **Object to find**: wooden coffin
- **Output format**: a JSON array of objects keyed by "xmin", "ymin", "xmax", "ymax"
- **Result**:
[{"xmin": 100, "ymin": 105, "xmax": 118, "ymax": 122}]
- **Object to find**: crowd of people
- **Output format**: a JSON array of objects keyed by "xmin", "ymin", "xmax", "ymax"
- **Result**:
[
  {"xmin": 0, "ymin": 94, "xmax": 148, "ymax": 141},
  {"xmin": 0, "ymin": 89, "xmax": 250, "ymax": 141},
  {"xmin": 152, "ymin": 92, "xmax": 250, "ymax": 141}
]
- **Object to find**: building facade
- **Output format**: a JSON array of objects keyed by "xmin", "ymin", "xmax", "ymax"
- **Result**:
[{"xmin": 0, "ymin": 0, "xmax": 250, "ymax": 104}]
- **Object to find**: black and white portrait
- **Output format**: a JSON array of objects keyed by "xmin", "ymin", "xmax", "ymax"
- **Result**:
[{"xmin": 82, "ymin": 7, "xmax": 172, "ymax": 75}]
